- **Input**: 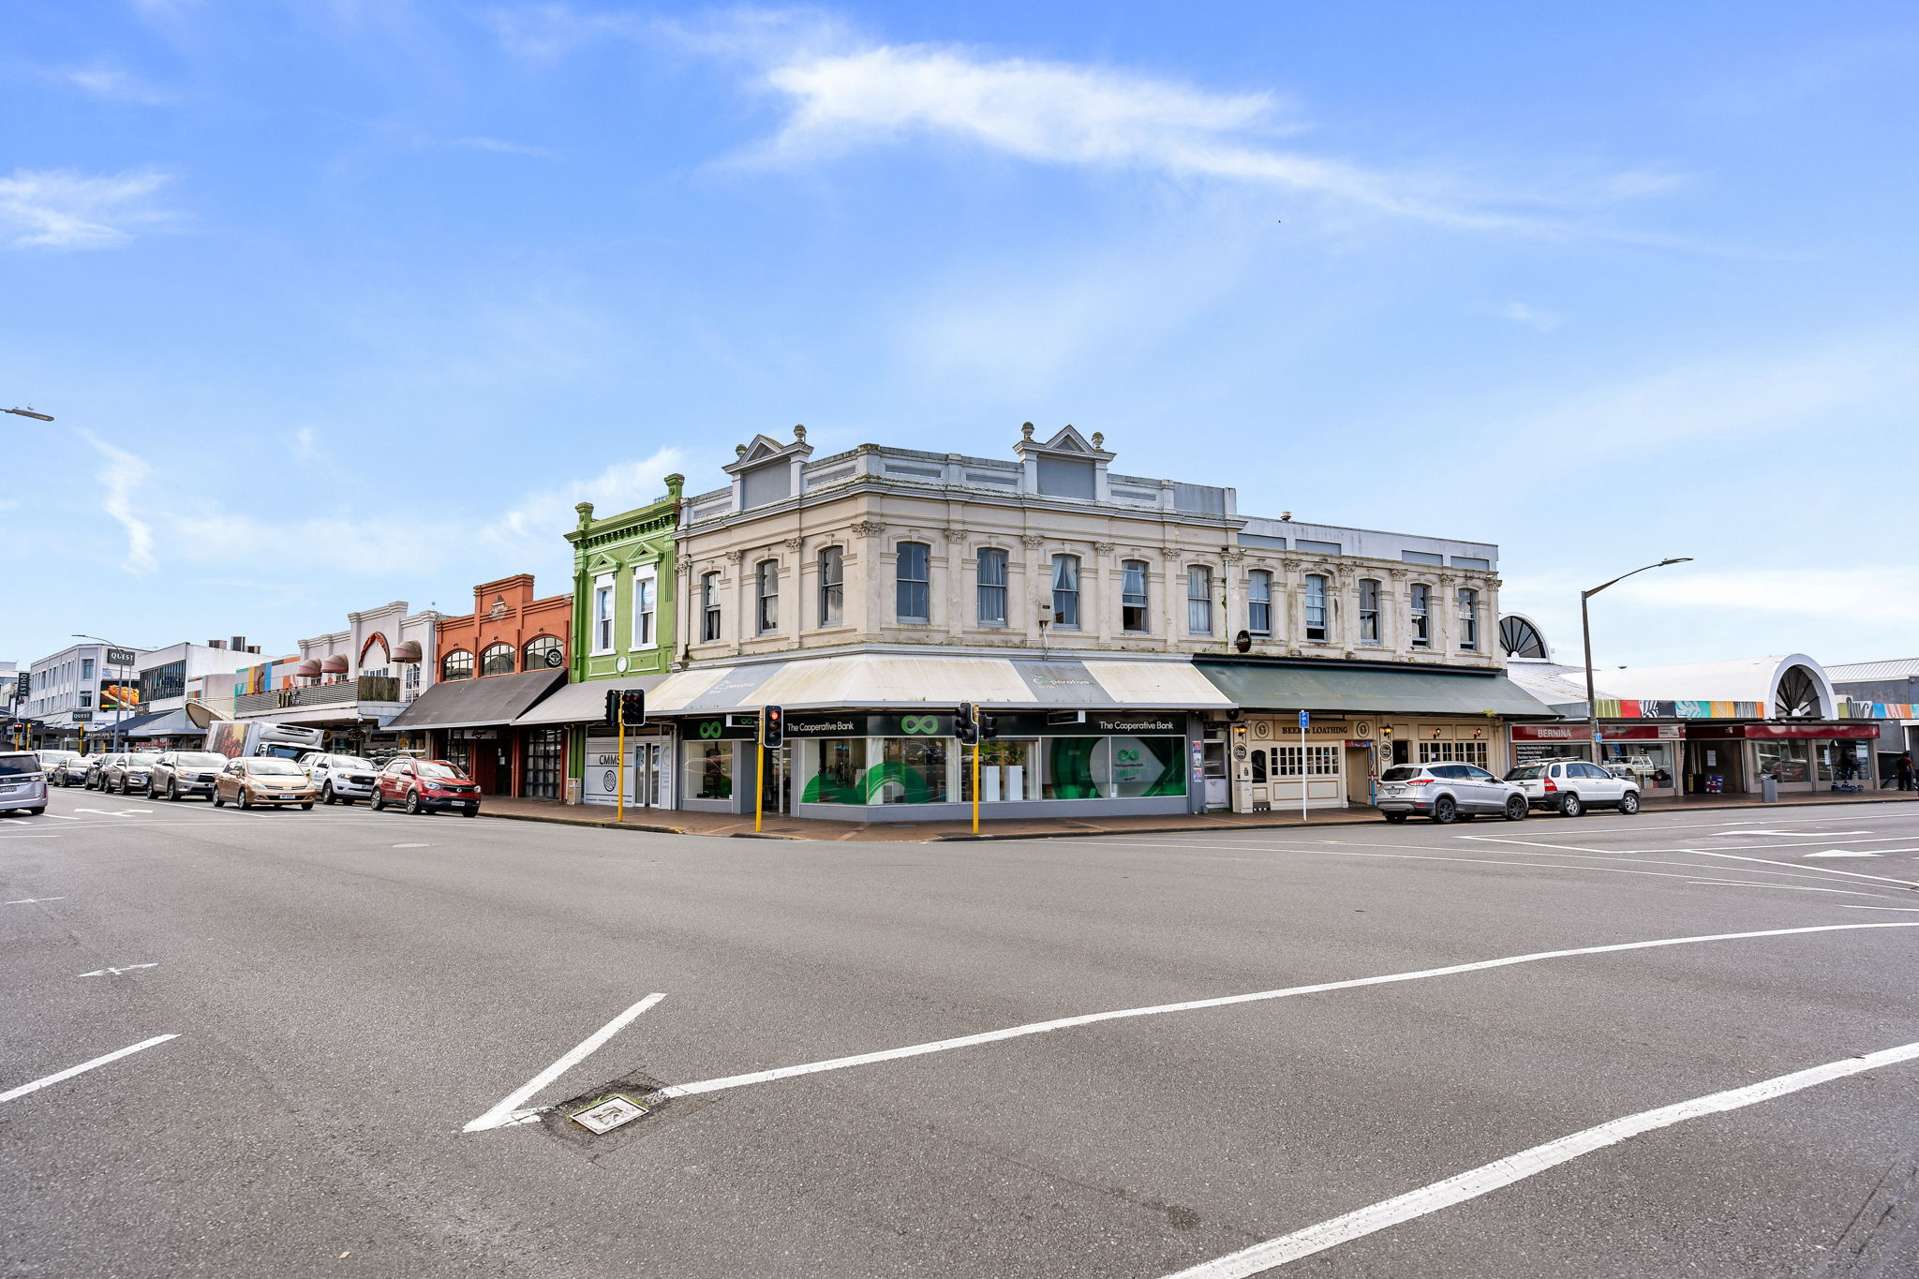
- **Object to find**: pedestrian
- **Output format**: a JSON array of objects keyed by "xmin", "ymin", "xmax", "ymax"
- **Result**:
[{"xmin": 1899, "ymin": 751, "xmax": 1915, "ymax": 792}]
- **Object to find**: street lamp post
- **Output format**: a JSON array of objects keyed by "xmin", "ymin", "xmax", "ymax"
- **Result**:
[
  {"xmin": 4, "ymin": 406, "xmax": 55, "ymax": 421},
  {"xmin": 1580, "ymin": 558, "xmax": 1694, "ymax": 746}
]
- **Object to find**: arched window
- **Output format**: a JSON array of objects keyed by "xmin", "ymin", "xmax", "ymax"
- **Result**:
[
  {"xmin": 1499, "ymin": 615, "xmax": 1549, "ymax": 660},
  {"xmin": 480, "ymin": 642, "xmax": 515, "ymax": 676},
  {"xmin": 1775, "ymin": 666, "xmax": 1820, "ymax": 718},
  {"xmin": 1251, "ymin": 749, "xmax": 1268, "ymax": 784},
  {"xmin": 441, "ymin": 650, "xmax": 473, "ymax": 682},
  {"xmin": 524, "ymin": 635, "xmax": 563, "ymax": 670}
]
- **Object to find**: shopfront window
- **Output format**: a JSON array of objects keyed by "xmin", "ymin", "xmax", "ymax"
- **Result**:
[
  {"xmin": 1600, "ymin": 741, "xmax": 1676, "ymax": 790},
  {"xmin": 804, "ymin": 737, "xmax": 951, "ymax": 805},
  {"xmin": 524, "ymin": 726, "xmax": 563, "ymax": 800},
  {"xmin": 1108, "ymin": 735, "xmax": 1187, "ymax": 798},
  {"xmin": 960, "ymin": 739, "xmax": 1041, "ymax": 802},
  {"xmin": 806, "ymin": 738, "xmax": 869, "ymax": 804},
  {"xmin": 1272, "ymin": 744, "xmax": 1340, "ymax": 777},
  {"xmin": 1418, "ymin": 739, "xmax": 1490, "ymax": 769},
  {"xmin": 681, "ymin": 739, "xmax": 733, "ymax": 799},
  {"xmin": 1816, "ymin": 740, "xmax": 1871, "ymax": 786},
  {"xmin": 1756, "ymin": 740, "xmax": 1810, "ymax": 783}
]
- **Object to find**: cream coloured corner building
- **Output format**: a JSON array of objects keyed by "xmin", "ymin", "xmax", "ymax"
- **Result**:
[{"xmin": 624, "ymin": 424, "xmax": 1549, "ymax": 823}]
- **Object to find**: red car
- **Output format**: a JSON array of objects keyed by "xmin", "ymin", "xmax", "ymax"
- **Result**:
[{"xmin": 371, "ymin": 758, "xmax": 481, "ymax": 817}]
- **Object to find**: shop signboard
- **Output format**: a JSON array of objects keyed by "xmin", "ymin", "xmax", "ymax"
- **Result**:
[
  {"xmin": 784, "ymin": 713, "xmax": 955, "ymax": 738},
  {"xmin": 682, "ymin": 716, "xmax": 757, "ymax": 742},
  {"xmin": 987, "ymin": 712, "xmax": 1183, "ymax": 738},
  {"xmin": 106, "ymin": 647, "xmax": 137, "ymax": 668}
]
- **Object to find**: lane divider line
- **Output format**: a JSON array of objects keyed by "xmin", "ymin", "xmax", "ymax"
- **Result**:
[
  {"xmin": 1156, "ymin": 1039, "xmax": 1919, "ymax": 1277},
  {"xmin": 0, "ymin": 1034, "xmax": 180, "ymax": 1105},
  {"xmin": 463, "ymin": 992, "xmax": 666, "ymax": 1133},
  {"xmin": 651, "ymin": 922, "xmax": 1919, "ymax": 1102},
  {"xmin": 1685, "ymin": 848, "xmax": 1919, "ymax": 890}
]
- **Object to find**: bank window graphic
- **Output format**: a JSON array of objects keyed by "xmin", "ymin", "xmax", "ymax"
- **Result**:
[{"xmin": 802, "ymin": 734, "xmax": 1185, "ymax": 805}]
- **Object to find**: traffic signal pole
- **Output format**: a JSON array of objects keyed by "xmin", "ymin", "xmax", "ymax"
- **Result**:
[
  {"xmin": 971, "ymin": 742, "xmax": 980, "ymax": 836},
  {"xmin": 616, "ymin": 706, "xmax": 625, "ymax": 824}
]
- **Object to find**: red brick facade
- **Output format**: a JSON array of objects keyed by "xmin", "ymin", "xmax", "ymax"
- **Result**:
[{"xmin": 432, "ymin": 574, "xmax": 573, "ymax": 796}]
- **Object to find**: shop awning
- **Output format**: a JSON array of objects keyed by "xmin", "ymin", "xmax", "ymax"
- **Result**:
[
  {"xmin": 125, "ymin": 708, "xmax": 201, "ymax": 739},
  {"xmin": 1195, "ymin": 660, "xmax": 1554, "ymax": 719},
  {"xmin": 94, "ymin": 708, "xmax": 165, "ymax": 736},
  {"xmin": 514, "ymin": 675, "xmax": 669, "ymax": 726},
  {"xmin": 385, "ymin": 669, "xmax": 565, "ymax": 731},
  {"xmin": 646, "ymin": 653, "xmax": 1235, "ymax": 715}
]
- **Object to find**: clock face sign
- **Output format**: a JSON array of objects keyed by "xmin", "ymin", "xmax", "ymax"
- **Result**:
[
  {"xmin": 603, "ymin": 770, "xmax": 616, "ymax": 791},
  {"xmin": 546, "ymin": 648, "xmax": 563, "ymax": 668}
]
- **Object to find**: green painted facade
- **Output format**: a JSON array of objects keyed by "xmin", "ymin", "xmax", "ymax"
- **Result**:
[{"xmin": 562, "ymin": 478, "xmax": 684, "ymax": 792}]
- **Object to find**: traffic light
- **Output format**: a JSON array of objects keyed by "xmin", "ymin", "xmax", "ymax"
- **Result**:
[
  {"xmin": 981, "ymin": 710, "xmax": 997, "ymax": 740},
  {"xmin": 620, "ymin": 688, "xmax": 647, "ymax": 728},
  {"xmin": 605, "ymin": 688, "xmax": 621, "ymax": 728},
  {"xmin": 954, "ymin": 701, "xmax": 978, "ymax": 746},
  {"xmin": 760, "ymin": 704, "xmax": 783, "ymax": 748}
]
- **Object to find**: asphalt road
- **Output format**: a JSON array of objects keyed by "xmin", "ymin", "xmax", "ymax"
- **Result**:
[{"xmin": 4, "ymin": 789, "xmax": 1918, "ymax": 1278}]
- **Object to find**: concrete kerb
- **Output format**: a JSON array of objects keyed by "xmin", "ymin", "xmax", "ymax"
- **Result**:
[{"xmin": 477, "ymin": 794, "xmax": 1916, "ymax": 844}]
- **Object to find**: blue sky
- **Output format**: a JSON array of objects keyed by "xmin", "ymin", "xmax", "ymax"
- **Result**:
[{"xmin": 4, "ymin": 1, "xmax": 1916, "ymax": 671}]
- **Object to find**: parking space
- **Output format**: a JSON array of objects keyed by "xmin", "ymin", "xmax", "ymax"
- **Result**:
[{"xmin": 5, "ymin": 790, "xmax": 1918, "ymax": 1276}]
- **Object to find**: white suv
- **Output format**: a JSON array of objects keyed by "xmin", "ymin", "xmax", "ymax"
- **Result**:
[
  {"xmin": 1506, "ymin": 759, "xmax": 1641, "ymax": 817},
  {"xmin": 300, "ymin": 753, "xmax": 382, "ymax": 805}
]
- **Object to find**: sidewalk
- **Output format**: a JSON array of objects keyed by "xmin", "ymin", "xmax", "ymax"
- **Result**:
[{"xmin": 477, "ymin": 788, "xmax": 1919, "ymax": 844}]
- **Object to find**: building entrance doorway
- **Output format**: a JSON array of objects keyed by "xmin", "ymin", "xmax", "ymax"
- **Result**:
[{"xmin": 759, "ymin": 746, "xmax": 788, "ymax": 815}]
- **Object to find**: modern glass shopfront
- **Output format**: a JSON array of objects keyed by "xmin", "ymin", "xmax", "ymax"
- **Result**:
[
  {"xmin": 1683, "ymin": 723, "xmax": 1879, "ymax": 795},
  {"xmin": 771, "ymin": 710, "xmax": 1201, "ymax": 823}
]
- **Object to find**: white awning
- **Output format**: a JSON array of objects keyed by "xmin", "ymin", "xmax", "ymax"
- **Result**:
[
  {"xmin": 1080, "ymin": 659, "xmax": 1233, "ymax": 709},
  {"xmin": 514, "ymin": 675, "xmax": 668, "ymax": 726}
]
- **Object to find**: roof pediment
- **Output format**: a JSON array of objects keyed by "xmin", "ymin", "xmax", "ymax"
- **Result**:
[
  {"xmin": 1013, "ymin": 422, "xmax": 1114, "ymax": 463},
  {"xmin": 723, "ymin": 430, "xmax": 814, "ymax": 476}
]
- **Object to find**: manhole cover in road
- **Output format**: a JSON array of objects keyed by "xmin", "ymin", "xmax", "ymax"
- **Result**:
[{"xmin": 570, "ymin": 1096, "xmax": 648, "ymax": 1134}]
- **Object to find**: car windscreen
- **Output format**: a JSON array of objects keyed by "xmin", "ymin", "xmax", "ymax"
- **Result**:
[
  {"xmin": 1505, "ymin": 765, "xmax": 1543, "ymax": 780},
  {"xmin": 0, "ymin": 753, "xmax": 39, "ymax": 777},
  {"xmin": 177, "ymin": 753, "xmax": 225, "ymax": 767},
  {"xmin": 244, "ymin": 759, "xmax": 304, "ymax": 775},
  {"xmin": 334, "ymin": 757, "xmax": 376, "ymax": 770},
  {"xmin": 127, "ymin": 753, "xmax": 162, "ymax": 764},
  {"xmin": 417, "ymin": 763, "xmax": 468, "ymax": 780},
  {"xmin": 1380, "ymin": 766, "xmax": 1422, "ymax": 782}
]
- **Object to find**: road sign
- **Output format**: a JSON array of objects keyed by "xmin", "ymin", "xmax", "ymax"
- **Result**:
[
  {"xmin": 106, "ymin": 647, "xmax": 136, "ymax": 667},
  {"xmin": 1298, "ymin": 711, "xmax": 1311, "ymax": 729}
]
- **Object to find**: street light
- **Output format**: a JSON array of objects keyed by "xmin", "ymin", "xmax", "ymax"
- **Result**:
[
  {"xmin": 72, "ymin": 633, "xmax": 149, "ymax": 753},
  {"xmin": 4, "ymin": 406, "xmax": 55, "ymax": 421},
  {"xmin": 1580, "ymin": 558, "xmax": 1694, "ymax": 739}
]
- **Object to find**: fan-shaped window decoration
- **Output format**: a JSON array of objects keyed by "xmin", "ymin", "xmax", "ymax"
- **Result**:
[
  {"xmin": 1775, "ymin": 666, "xmax": 1820, "ymax": 718},
  {"xmin": 1499, "ymin": 615, "xmax": 1549, "ymax": 660},
  {"xmin": 524, "ymin": 635, "xmax": 563, "ymax": 670},
  {"xmin": 480, "ymin": 643, "xmax": 515, "ymax": 676},
  {"xmin": 441, "ymin": 650, "xmax": 473, "ymax": 682}
]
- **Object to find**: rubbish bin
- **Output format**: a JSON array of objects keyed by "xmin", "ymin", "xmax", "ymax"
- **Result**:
[{"xmin": 1761, "ymin": 775, "xmax": 1779, "ymax": 803}]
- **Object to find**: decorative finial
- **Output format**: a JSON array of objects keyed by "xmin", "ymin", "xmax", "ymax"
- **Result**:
[
  {"xmin": 1091, "ymin": 431, "xmax": 1103, "ymax": 449},
  {"xmin": 665, "ymin": 473, "xmax": 685, "ymax": 498},
  {"xmin": 1020, "ymin": 421, "xmax": 1035, "ymax": 441},
  {"xmin": 793, "ymin": 423, "xmax": 806, "ymax": 442},
  {"xmin": 574, "ymin": 501, "xmax": 594, "ymax": 529},
  {"xmin": 735, "ymin": 443, "xmax": 748, "ymax": 458}
]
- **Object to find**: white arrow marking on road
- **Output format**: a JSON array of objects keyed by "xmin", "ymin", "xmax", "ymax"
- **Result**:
[
  {"xmin": 40, "ymin": 813, "xmax": 77, "ymax": 820},
  {"xmin": 1713, "ymin": 829, "xmax": 1869, "ymax": 838},
  {"xmin": 464, "ymin": 992, "xmax": 667, "ymax": 1133},
  {"xmin": 71, "ymin": 807, "xmax": 153, "ymax": 818},
  {"xmin": 1155, "ymin": 1040, "xmax": 1919, "ymax": 1278},
  {"xmin": 78, "ymin": 963, "xmax": 159, "ymax": 977},
  {"xmin": 4, "ymin": 896, "xmax": 67, "ymax": 904},
  {"xmin": 0, "ymin": 1034, "xmax": 179, "ymax": 1105},
  {"xmin": 1686, "ymin": 848, "xmax": 1919, "ymax": 889},
  {"xmin": 391, "ymin": 843, "xmax": 431, "ymax": 849},
  {"xmin": 1805, "ymin": 849, "xmax": 1880, "ymax": 859}
]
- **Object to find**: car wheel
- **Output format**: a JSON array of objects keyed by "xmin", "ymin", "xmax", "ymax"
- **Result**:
[
  {"xmin": 321, "ymin": 782, "xmax": 333, "ymax": 806},
  {"xmin": 27, "ymin": 807, "xmax": 45, "ymax": 816},
  {"xmin": 405, "ymin": 791, "xmax": 421, "ymax": 815},
  {"xmin": 371, "ymin": 791, "xmax": 385, "ymax": 812},
  {"xmin": 1620, "ymin": 791, "xmax": 1640, "ymax": 815},
  {"xmin": 462, "ymin": 807, "xmax": 478, "ymax": 818},
  {"xmin": 1383, "ymin": 813, "xmax": 1408, "ymax": 824},
  {"xmin": 240, "ymin": 790, "xmax": 253, "ymax": 810},
  {"xmin": 168, "ymin": 780, "xmax": 179, "ymax": 801},
  {"xmin": 1560, "ymin": 793, "xmax": 1584, "ymax": 818},
  {"xmin": 301, "ymin": 802, "xmax": 314, "ymax": 811},
  {"xmin": 214, "ymin": 792, "xmax": 226, "ymax": 807},
  {"xmin": 1505, "ymin": 795, "xmax": 1527, "ymax": 822},
  {"xmin": 1432, "ymin": 795, "xmax": 1457, "ymax": 824}
]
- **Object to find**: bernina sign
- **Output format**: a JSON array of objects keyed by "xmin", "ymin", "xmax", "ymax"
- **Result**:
[{"xmin": 1512, "ymin": 724, "xmax": 1592, "ymax": 741}]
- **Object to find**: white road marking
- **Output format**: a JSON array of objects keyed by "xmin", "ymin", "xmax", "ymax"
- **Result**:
[
  {"xmin": 1156, "ymin": 1039, "xmax": 1919, "ymax": 1278},
  {"xmin": 71, "ymin": 807, "xmax": 153, "ymax": 818},
  {"xmin": 391, "ymin": 843, "xmax": 431, "ymax": 849},
  {"xmin": 40, "ymin": 813, "xmax": 78, "ymax": 820},
  {"xmin": 1805, "ymin": 849, "xmax": 1880, "ymax": 859},
  {"xmin": 1710, "ymin": 829, "xmax": 1870, "ymax": 839},
  {"xmin": 0, "ymin": 1035, "xmax": 179, "ymax": 1105},
  {"xmin": 1686, "ymin": 848, "xmax": 1919, "ymax": 890},
  {"xmin": 78, "ymin": 963, "xmax": 159, "ymax": 977},
  {"xmin": 1841, "ymin": 905, "xmax": 1919, "ymax": 913},
  {"xmin": 1680, "ymin": 879, "xmax": 1880, "ymax": 896},
  {"xmin": 1456, "ymin": 836, "xmax": 1614, "ymax": 855},
  {"xmin": 651, "ymin": 922, "xmax": 1919, "ymax": 1103},
  {"xmin": 463, "ymin": 992, "xmax": 667, "ymax": 1133},
  {"xmin": 4, "ymin": 896, "xmax": 67, "ymax": 904}
]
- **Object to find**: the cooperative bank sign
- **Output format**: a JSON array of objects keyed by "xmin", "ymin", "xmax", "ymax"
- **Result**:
[{"xmin": 785, "ymin": 713, "xmax": 955, "ymax": 738}]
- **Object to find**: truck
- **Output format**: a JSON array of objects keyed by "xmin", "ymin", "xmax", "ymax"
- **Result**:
[{"xmin": 205, "ymin": 720, "xmax": 324, "ymax": 761}]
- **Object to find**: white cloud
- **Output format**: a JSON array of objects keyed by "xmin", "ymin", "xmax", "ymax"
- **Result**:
[
  {"xmin": 52, "ymin": 63, "xmax": 174, "ymax": 105},
  {"xmin": 1495, "ymin": 301, "xmax": 1563, "ymax": 333},
  {"xmin": 293, "ymin": 426, "xmax": 317, "ymax": 460},
  {"xmin": 484, "ymin": 3, "xmax": 647, "ymax": 62},
  {"xmin": 0, "ymin": 169, "xmax": 176, "ymax": 249},
  {"xmin": 1616, "ymin": 567, "xmax": 1919, "ymax": 627},
  {"xmin": 447, "ymin": 135, "xmax": 556, "ymax": 158},
  {"xmin": 83, "ymin": 432, "xmax": 156, "ymax": 573},
  {"xmin": 1494, "ymin": 325, "xmax": 1919, "ymax": 451},
  {"xmin": 487, "ymin": 448, "xmax": 688, "ymax": 551}
]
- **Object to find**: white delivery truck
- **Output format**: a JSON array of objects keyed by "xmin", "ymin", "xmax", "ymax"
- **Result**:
[{"xmin": 205, "ymin": 720, "xmax": 325, "ymax": 761}]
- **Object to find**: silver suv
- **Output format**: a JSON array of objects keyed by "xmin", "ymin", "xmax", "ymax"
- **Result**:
[
  {"xmin": 1377, "ymin": 762, "xmax": 1528, "ymax": 824},
  {"xmin": 300, "ymin": 753, "xmax": 382, "ymax": 805},
  {"xmin": 0, "ymin": 751, "xmax": 48, "ymax": 816},
  {"xmin": 151, "ymin": 750, "xmax": 229, "ymax": 801},
  {"xmin": 1505, "ymin": 759, "xmax": 1641, "ymax": 816}
]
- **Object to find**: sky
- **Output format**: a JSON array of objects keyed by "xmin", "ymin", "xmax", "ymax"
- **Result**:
[{"xmin": 4, "ymin": 1, "xmax": 1917, "ymax": 673}]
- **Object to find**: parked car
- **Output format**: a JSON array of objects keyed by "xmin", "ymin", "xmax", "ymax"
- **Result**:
[
  {"xmin": 0, "ymin": 750, "xmax": 48, "ymax": 816},
  {"xmin": 151, "ymin": 750, "xmax": 229, "ymax": 801},
  {"xmin": 372, "ymin": 758, "xmax": 481, "ymax": 816},
  {"xmin": 1376, "ymin": 762, "xmax": 1528, "ymax": 824},
  {"xmin": 84, "ymin": 753, "xmax": 122, "ymax": 790},
  {"xmin": 49, "ymin": 754, "xmax": 93, "ymax": 787},
  {"xmin": 102, "ymin": 751, "xmax": 163, "ymax": 795},
  {"xmin": 37, "ymin": 749, "xmax": 81, "ymax": 777},
  {"xmin": 1505, "ymin": 759, "xmax": 1641, "ymax": 816},
  {"xmin": 213, "ymin": 757, "xmax": 318, "ymax": 810},
  {"xmin": 300, "ymin": 753, "xmax": 383, "ymax": 805}
]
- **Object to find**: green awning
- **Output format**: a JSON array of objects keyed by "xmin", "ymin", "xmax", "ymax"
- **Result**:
[{"xmin": 1195, "ymin": 660, "xmax": 1555, "ymax": 719}]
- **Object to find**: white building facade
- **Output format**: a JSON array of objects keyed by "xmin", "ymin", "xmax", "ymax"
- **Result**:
[
  {"xmin": 22, "ymin": 641, "xmax": 148, "ymax": 748},
  {"xmin": 229, "ymin": 601, "xmax": 443, "ymax": 750}
]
